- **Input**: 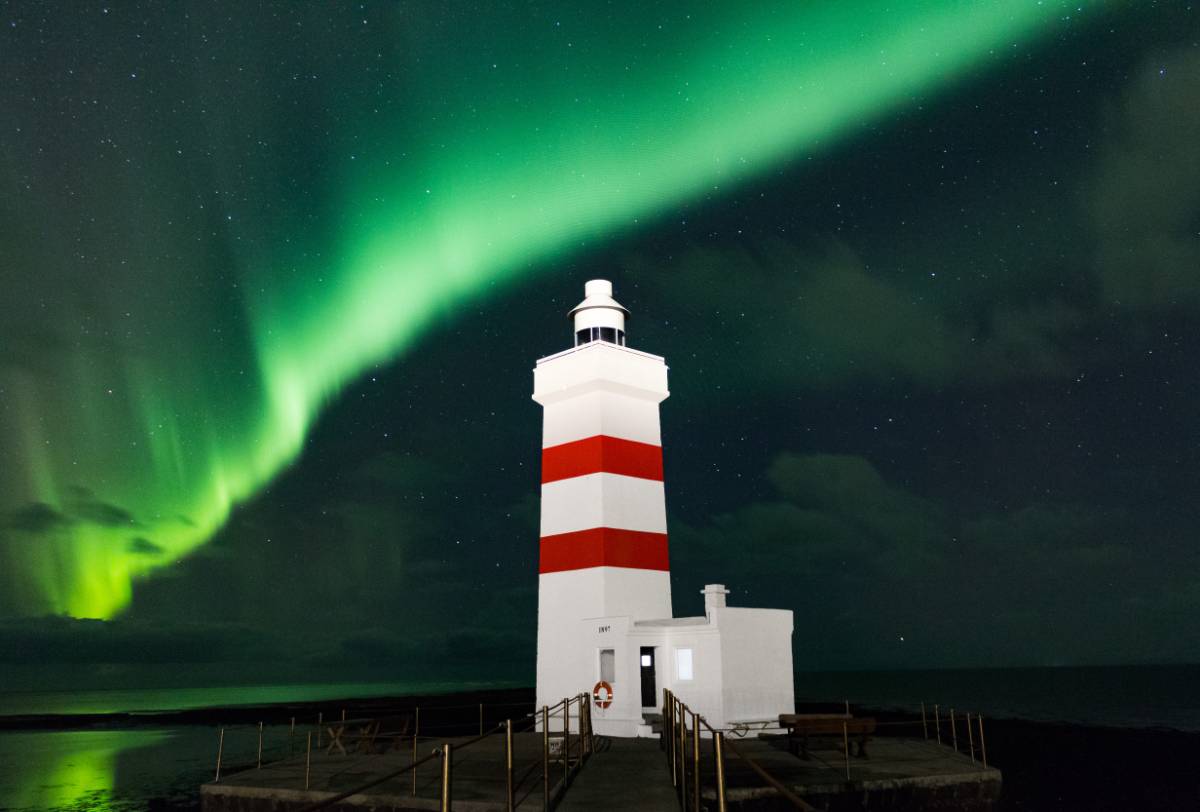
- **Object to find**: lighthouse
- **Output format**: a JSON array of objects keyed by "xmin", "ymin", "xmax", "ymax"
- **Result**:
[{"xmin": 533, "ymin": 280, "xmax": 794, "ymax": 737}]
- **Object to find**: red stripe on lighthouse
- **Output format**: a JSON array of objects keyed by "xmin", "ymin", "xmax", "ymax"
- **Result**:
[
  {"xmin": 538, "ymin": 527, "xmax": 670, "ymax": 573},
  {"xmin": 541, "ymin": 435, "xmax": 663, "ymax": 484}
]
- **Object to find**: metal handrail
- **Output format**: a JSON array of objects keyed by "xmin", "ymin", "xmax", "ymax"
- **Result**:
[
  {"xmin": 293, "ymin": 692, "xmax": 594, "ymax": 812},
  {"xmin": 294, "ymin": 745, "xmax": 444, "ymax": 812},
  {"xmin": 297, "ymin": 716, "xmax": 510, "ymax": 812},
  {"xmin": 721, "ymin": 735, "xmax": 818, "ymax": 812},
  {"xmin": 663, "ymin": 690, "xmax": 995, "ymax": 812},
  {"xmin": 665, "ymin": 689, "xmax": 821, "ymax": 812}
]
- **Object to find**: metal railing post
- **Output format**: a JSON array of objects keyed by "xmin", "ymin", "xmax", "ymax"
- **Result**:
[
  {"xmin": 214, "ymin": 727, "xmax": 224, "ymax": 782},
  {"xmin": 304, "ymin": 732, "xmax": 312, "ymax": 790},
  {"xmin": 413, "ymin": 705, "xmax": 421, "ymax": 796},
  {"xmin": 679, "ymin": 701, "xmax": 688, "ymax": 809},
  {"xmin": 289, "ymin": 716, "xmax": 295, "ymax": 756},
  {"xmin": 692, "ymin": 711, "xmax": 701, "ymax": 812},
  {"xmin": 440, "ymin": 743, "xmax": 452, "ymax": 812},
  {"xmin": 714, "ymin": 731, "xmax": 728, "ymax": 812},
  {"xmin": 842, "ymin": 720, "xmax": 850, "ymax": 781},
  {"xmin": 661, "ymin": 689, "xmax": 669, "ymax": 754},
  {"xmin": 257, "ymin": 721, "xmax": 263, "ymax": 769},
  {"xmin": 934, "ymin": 704, "xmax": 942, "ymax": 745},
  {"xmin": 978, "ymin": 715, "xmax": 988, "ymax": 768},
  {"xmin": 669, "ymin": 694, "xmax": 677, "ymax": 785},
  {"xmin": 480, "ymin": 703, "xmax": 484, "ymax": 736},
  {"xmin": 921, "ymin": 702, "xmax": 928, "ymax": 739},
  {"xmin": 967, "ymin": 712, "xmax": 976, "ymax": 763},
  {"xmin": 505, "ymin": 719, "xmax": 515, "ymax": 812},
  {"xmin": 577, "ymin": 694, "xmax": 585, "ymax": 757},
  {"xmin": 582, "ymin": 694, "xmax": 591, "ymax": 756},
  {"xmin": 723, "ymin": 736, "xmax": 817, "ymax": 811},
  {"xmin": 950, "ymin": 709, "xmax": 959, "ymax": 753},
  {"xmin": 542, "ymin": 706, "xmax": 550, "ymax": 811},
  {"xmin": 317, "ymin": 712, "xmax": 323, "ymax": 749},
  {"xmin": 563, "ymin": 696, "xmax": 571, "ymax": 785}
]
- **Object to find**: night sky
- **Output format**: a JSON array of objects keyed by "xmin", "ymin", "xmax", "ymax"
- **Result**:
[{"xmin": 1, "ymin": 2, "xmax": 1198, "ymax": 690}]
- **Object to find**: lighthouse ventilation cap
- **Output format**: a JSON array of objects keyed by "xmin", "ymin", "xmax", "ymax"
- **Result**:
[
  {"xmin": 569, "ymin": 279, "xmax": 629, "ymax": 345},
  {"xmin": 568, "ymin": 279, "xmax": 630, "ymax": 318}
]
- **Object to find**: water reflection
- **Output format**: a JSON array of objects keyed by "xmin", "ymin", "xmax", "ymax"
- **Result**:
[
  {"xmin": 0, "ymin": 679, "xmax": 497, "ymax": 809},
  {"xmin": 0, "ymin": 724, "xmax": 286, "ymax": 811},
  {"xmin": 0, "ymin": 728, "xmax": 166, "ymax": 811}
]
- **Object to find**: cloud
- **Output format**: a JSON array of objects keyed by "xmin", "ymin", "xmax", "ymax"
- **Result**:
[
  {"xmin": 0, "ymin": 615, "xmax": 279, "ymax": 665},
  {"xmin": 670, "ymin": 452, "xmax": 1198, "ymax": 666},
  {"xmin": 2, "ymin": 490, "xmax": 143, "ymax": 543},
  {"xmin": 632, "ymin": 240, "xmax": 966, "ymax": 388},
  {"xmin": 71, "ymin": 500, "xmax": 138, "ymax": 527},
  {"xmin": 4, "ymin": 502, "xmax": 74, "ymax": 534},
  {"xmin": 58, "ymin": 486, "xmax": 139, "ymax": 527},
  {"xmin": 1091, "ymin": 48, "xmax": 1200, "ymax": 308},
  {"xmin": 119, "ymin": 445, "xmax": 540, "ymax": 668},
  {"xmin": 676, "ymin": 452, "xmax": 948, "ymax": 600},
  {"xmin": 630, "ymin": 238, "xmax": 1084, "ymax": 393},
  {"xmin": 328, "ymin": 626, "xmax": 532, "ymax": 670},
  {"xmin": 628, "ymin": 52, "xmax": 1200, "ymax": 397},
  {"xmin": 128, "ymin": 537, "xmax": 164, "ymax": 555}
]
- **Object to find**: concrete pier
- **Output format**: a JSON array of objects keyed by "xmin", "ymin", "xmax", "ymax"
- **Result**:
[
  {"xmin": 555, "ymin": 738, "xmax": 676, "ymax": 811},
  {"xmin": 202, "ymin": 731, "xmax": 998, "ymax": 811},
  {"xmin": 202, "ymin": 732, "xmax": 556, "ymax": 811},
  {"xmin": 714, "ymin": 736, "xmax": 1001, "ymax": 811}
]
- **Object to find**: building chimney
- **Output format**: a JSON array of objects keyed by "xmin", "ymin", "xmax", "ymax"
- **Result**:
[{"xmin": 702, "ymin": 584, "xmax": 730, "ymax": 617}]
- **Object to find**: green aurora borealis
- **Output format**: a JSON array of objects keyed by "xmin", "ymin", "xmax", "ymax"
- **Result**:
[{"xmin": 1, "ymin": 1, "xmax": 1108, "ymax": 619}]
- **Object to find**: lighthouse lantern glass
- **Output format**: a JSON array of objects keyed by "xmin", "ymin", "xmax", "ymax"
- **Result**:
[{"xmin": 574, "ymin": 327, "xmax": 627, "ymax": 347}]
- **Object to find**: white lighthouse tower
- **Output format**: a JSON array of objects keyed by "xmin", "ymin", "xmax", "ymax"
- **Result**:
[{"xmin": 533, "ymin": 280, "xmax": 794, "ymax": 737}]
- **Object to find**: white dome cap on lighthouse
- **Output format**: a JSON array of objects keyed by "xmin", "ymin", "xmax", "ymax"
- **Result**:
[{"xmin": 569, "ymin": 279, "xmax": 629, "ymax": 344}]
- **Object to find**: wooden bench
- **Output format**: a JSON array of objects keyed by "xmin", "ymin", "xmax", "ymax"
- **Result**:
[
  {"xmin": 373, "ymin": 714, "xmax": 412, "ymax": 753},
  {"xmin": 324, "ymin": 715, "xmax": 411, "ymax": 754},
  {"xmin": 779, "ymin": 713, "xmax": 877, "ymax": 759}
]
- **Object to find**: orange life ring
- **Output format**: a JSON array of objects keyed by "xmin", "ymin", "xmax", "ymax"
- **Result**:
[{"xmin": 592, "ymin": 680, "xmax": 614, "ymax": 709}]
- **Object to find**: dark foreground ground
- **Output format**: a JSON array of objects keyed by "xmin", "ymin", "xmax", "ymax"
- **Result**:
[
  {"xmin": 862, "ymin": 708, "xmax": 1200, "ymax": 811},
  {"xmin": 4, "ymin": 689, "xmax": 1198, "ymax": 810},
  {"xmin": 988, "ymin": 717, "xmax": 1200, "ymax": 810}
]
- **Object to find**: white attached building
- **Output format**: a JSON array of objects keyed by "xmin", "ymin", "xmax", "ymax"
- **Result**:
[{"xmin": 533, "ymin": 280, "xmax": 794, "ymax": 737}]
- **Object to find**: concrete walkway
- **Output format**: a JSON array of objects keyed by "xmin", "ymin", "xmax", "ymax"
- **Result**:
[
  {"xmin": 557, "ymin": 738, "xmax": 677, "ymax": 811},
  {"xmin": 202, "ymin": 728, "xmax": 997, "ymax": 810}
]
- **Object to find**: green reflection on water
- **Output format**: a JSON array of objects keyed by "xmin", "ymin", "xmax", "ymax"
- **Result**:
[{"xmin": 0, "ymin": 729, "xmax": 169, "ymax": 811}]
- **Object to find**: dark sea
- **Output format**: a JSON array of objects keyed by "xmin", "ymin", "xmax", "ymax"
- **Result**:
[
  {"xmin": 0, "ymin": 665, "xmax": 1195, "ymax": 811},
  {"xmin": 795, "ymin": 664, "xmax": 1200, "ymax": 731}
]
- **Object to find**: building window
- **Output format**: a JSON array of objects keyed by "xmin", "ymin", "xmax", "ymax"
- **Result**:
[
  {"xmin": 676, "ymin": 648, "xmax": 693, "ymax": 681},
  {"xmin": 617, "ymin": 330, "xmax": 626, "ymax": 346},
  {"xmin": 576, "ymin": 329, "xmax": 590, "ymax": 346},
  {"xmin": 600, "ymin": 649, "xmax": 615, "ymax": 683},
  {"xmin": 599, "ymin": 326, "xmax": 616, "ymax": 344}
]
